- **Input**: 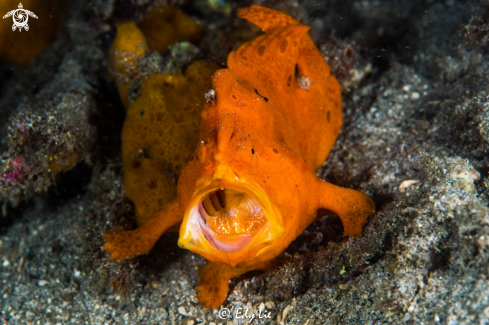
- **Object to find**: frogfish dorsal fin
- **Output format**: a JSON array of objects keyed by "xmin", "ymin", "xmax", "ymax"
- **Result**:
[
  {"xmin": 237, "ymin": 4, "xmax": 301, "ymax": 32},
  {"xmin": 227, "ymin": 24, "xmax": 310, "ymax": 102},
  {"xmin": 236, "ymin": 4, "xmax": 332, "ymax": 83},
  {"xmin": 230, "ymin": 4, "xmax": 340, "ymax": 170}
]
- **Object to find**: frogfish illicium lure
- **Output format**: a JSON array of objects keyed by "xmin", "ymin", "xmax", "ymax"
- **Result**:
[{"xmin": 103, "ymin": 4, "xmax": 375, "ymax": 308}]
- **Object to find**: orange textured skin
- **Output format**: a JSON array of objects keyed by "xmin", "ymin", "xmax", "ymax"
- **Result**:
[{"xmin": 103, "ymin": 5, "xmax": 375, "ymax": 309}]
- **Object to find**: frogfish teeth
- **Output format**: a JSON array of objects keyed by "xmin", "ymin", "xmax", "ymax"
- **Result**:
[{"xmin": 103, "ymin": 4, "xmax": 375, "ymax": 309}]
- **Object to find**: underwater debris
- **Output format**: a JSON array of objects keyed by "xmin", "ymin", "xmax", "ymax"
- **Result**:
[
  {"xmin": 0, "ymin": 37, "xmax": 103, "ymax": 205},
  {"xmin": 463, "ymin": 1, "xmax": 489, "ymax": 48},
  {"xmin": 322, "ymin": 39, "xmax": 358, "ymax": 80},
  {"xmin": 422, "ymin": 155, "xmax": 480, "ymax": 194},
  {"xmin": 321, "ymin": 37, "xmax": 372, "ymax": 92},
  {"xmin": 1, "ymin": 94, "xmax": 95, "ymax": 204}
]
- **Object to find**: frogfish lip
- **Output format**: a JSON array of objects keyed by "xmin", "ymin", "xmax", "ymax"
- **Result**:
[{"xmin": 178, "ymin": 165, "xmax": 283, "ymax": 265}]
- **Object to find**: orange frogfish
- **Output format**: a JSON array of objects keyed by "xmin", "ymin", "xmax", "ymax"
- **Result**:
[{"xmin": 103, "ymin": 5, "xmax": 375, "ymax": 308}]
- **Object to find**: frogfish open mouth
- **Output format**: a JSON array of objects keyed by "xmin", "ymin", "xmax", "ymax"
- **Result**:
[
  {"xmin": 103, "ymin": 4, "xmax": 376, "ymax": 309},
  {"xmin": 179, "ymin": 165, "xmax": 284, "ymax": 265}
]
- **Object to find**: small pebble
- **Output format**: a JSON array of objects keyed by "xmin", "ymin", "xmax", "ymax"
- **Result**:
[
  {"xmin": 38, "ymin": 280, "xmax": 49, "ymax": 286},
  {"xmin": 410, "ymin": 92, "xmax": 420, "ymax": 99},
  {"xmin": 339, "ymin": 283, "xmax": 349, "ymax": 290},
  {"xmin": 282, "ymin": 305, "xmax": 292, "ymax": 320},
  {"xmin": 178, "ymin": 306, "xmax": 189, "ymax": 316},
  {"xmin": 204, "ymin": 89, "xmax": 216, "ymax": 103},
  {"xmin": 398, "ymin": 179, "xmax": 420, "ymax": 192}
]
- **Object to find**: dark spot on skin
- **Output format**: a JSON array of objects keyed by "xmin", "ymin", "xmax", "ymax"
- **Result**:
[
  {"xmin": 247, "ymin": 133, "xmax": 251, "ymax": 138},
  {"xmin": 287, "ymin": 75, "xmax": 292, "ymax": 87},
  {"xmin": 255, "ymin": 89, "xmax": 268, "ymax": 102},
  {"xmin": 196, "ymin": 155, "xmax": 199, "ymax": 161},
  {"xmin": 148, "ymin": 180, "xmax": 157, "ymax": 190},
  {"xmin": 327, "ymin": 110, "xmax": 331, "ymax": 123},
  {"xmin": 132, "ymin": 161, "xmax": 141, "ymax": 169},
  {"xmin": 280, "ymin": 39, "xmax": 288, "ymax": 53},
  {"xmin": 273, "ymin": 149, "xmax": 279, "ymax": 154},
  {"xmin": 190, "ymin": 156, "xmax": 194, "ymax": 161},
  {"xmin": 136, "ymin": 237, "xmax": 141, "ymax": 241},
  {"xmin": 164, "ymin": 167, "xmax": 176, "ymax": 184},
  {"xmin": 143, "ymin": 147, "xmax": 151, "ymax": 159},
  {"xmin": 263, "ymin": 179, "xmax": 266, "ymax": 183},
  {"xmin": 140, "ymin": 110, "xmax": 145, "ymax": 117},
  {"xmin": 258, "ymin": 45, "xmax": 266, "ymax": 56},
  {"xmin": 160, "ymin": 80, "xmax": 175, "ymax": 88},
  {"xmin": 251, "ymin": 148, "xmax": 255, "ymax": 155},
  {"xmin": 232, "ymin": 95, "xmax": 237, "ymax": 100},
  {"xmin": 241, "ymin": 55, "xmax": 248, "ymax": 61}
]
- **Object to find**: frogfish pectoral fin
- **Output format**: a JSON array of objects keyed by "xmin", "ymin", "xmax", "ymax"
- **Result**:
[
  {"xmin": 315, "ymin": 179, "xmax": 375, "ymax": 237},
  {"xmin": 102, "ymin": 199, "xmax": 182, "ymax": 260},
  {"xmin": 197, "ymin": 262, "xmax": 237, "ymax": 309},
  {"xmin": 197, "ymin": 259, "xmax": 278, "ymax": 308}
]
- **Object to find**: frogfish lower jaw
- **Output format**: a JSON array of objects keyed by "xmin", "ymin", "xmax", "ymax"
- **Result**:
[{"xmin": 178, "ymin": 166, "xmax": 284, "ymax": 266}]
